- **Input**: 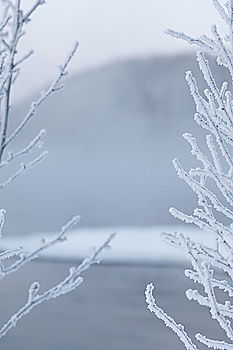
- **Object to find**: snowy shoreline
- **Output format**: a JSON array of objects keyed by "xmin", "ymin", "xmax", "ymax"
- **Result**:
[{"xmin": 0, "ymin": 226, "xmax": 214, "ymax": 265}]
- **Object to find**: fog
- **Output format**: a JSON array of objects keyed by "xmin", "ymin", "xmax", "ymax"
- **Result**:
[
  {"xmin": 14, "ymin": 0, "xmax": 223, "ymax": 101},
  {"xmin": 1, "ymin": 54, "xmax": 228, "ymax": 235}
]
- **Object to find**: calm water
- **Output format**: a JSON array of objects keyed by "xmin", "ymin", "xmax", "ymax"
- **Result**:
[{"xmin": 0, "ymin": 261, "xmax": 226, "ymax": 349}]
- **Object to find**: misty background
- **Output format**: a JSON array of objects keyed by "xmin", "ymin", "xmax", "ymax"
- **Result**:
[
  {"xmin": 0, "ymin": 0, "xmax": 228, "ymax": 235},
  {"xmin": 1, "ymin": 54, "xmax": 229, "ymax": 235},
  {"xmin": 15, "ymin": 0, "xmax": 224, "ymax": 102}
]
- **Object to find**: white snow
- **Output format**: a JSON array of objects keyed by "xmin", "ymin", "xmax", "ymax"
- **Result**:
[{"xmin": 0, "ymin": 226, "xmax": 215, "ymax": 264}]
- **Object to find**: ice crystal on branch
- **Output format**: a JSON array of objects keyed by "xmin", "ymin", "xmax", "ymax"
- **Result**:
[{"xmin": 146, "ymin": 1, "xmax": 233, "ymax": 349}]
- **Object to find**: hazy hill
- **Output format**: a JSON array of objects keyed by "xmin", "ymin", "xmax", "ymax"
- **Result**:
[{"xmin": 1, "ymin": 54, "xmax": 230, "ymax": 235}]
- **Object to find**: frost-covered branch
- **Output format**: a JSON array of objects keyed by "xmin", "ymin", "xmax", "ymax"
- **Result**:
[
  {"xmin": 0, "ymin": 128, "xmax": 46, "ymax": 169},
  {"xmin": 146, "ymin": 0, "xmax": 233, "ymax": 348},
  {"xmin": 0, "ymin": 0, "xmax": 78, "ymax": 183},
  {"xmin": 0, "ymin": 214, "xmax": 80, "ymax": 279},
  {"xmin": 0, "ymin": 233, "xmax": 116, "ymax": 339},
  {"xmin": 22, "ymin": 0, "xmax": 45, "ymax": 23},
  {"xmin": 0, "ymin": 0, "xmax": 115, "ymax": 343},
  {"xmin": 145, "ymin": 283, "xmax": 199, "ymax": 350},
  {"xmin": 5, "ymin": 40, "xmax": 79, "ymax": 149},
  {"xmin": 0, "ymin": 150, "xmax": 47, "ymax": 191},
  {"xmin": 196, "ymin": 333, "xmax": 233, "ymax": 350}
]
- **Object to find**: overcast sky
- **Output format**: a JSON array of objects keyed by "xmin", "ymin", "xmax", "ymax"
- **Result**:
[{"xmin": 15, "ymin": 0, "xmax": 224, "ymax": 101}]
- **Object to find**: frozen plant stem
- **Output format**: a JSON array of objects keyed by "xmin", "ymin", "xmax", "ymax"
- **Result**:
[
  {"xmin": 145, "ymin": 284, "xmax": 198, "ymax": 350},
  {"xmin": 0, "ymin": 0, "xmax": 78, "ymax": 179},
  {"xmin": 0, "ymin": 233, "xmax": 116, "ymax": 339},
  {"xmin": 146, "ymin": 0, "xmax": 233, "ymax": 349},
  {"xmin": 0, "ymin": 0, "xmax": 116, "ymax": 341},
  {"xmin": 0, "ymin": 214, "xmax": 81, "ymax": 279}
]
